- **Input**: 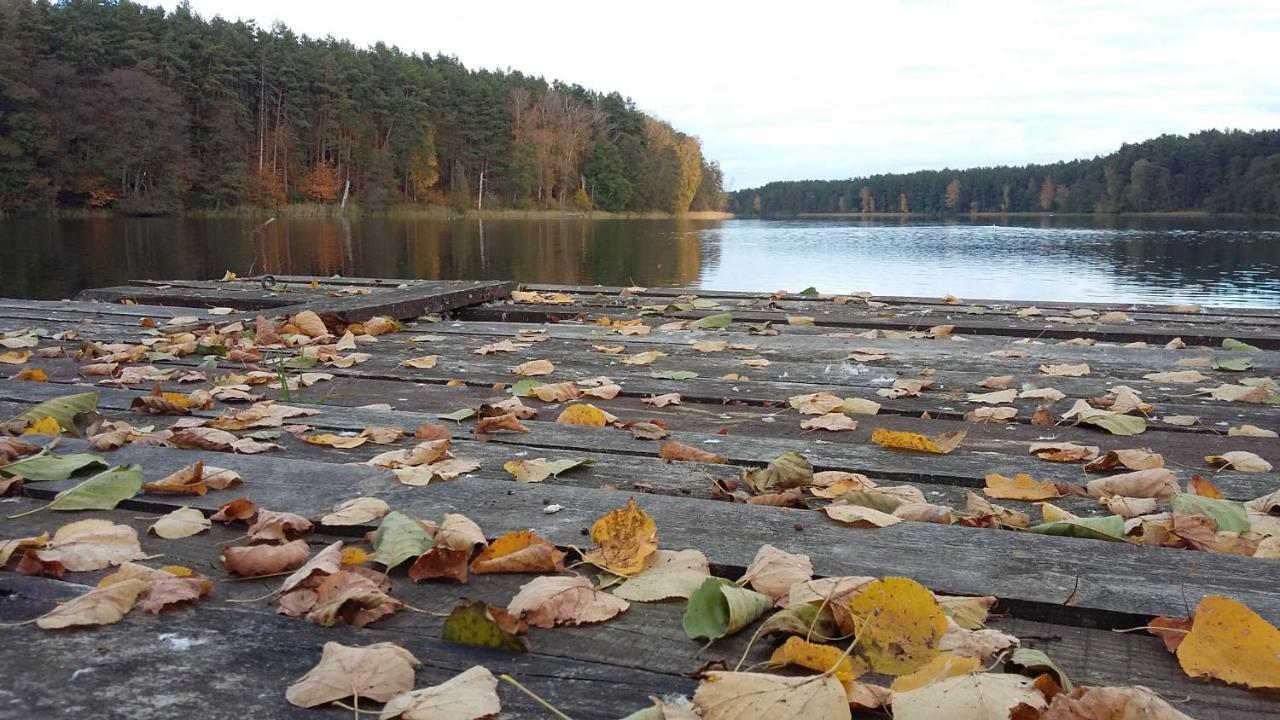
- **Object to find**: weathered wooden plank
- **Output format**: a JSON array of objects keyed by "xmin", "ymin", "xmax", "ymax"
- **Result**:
[
  {"xmin": 272, "ymin": 280, "xmax": 514, "ymax": 323},
  {"xmin": 5, "ymin": 503, "xmax": 1266, "ymax": 719},
  {"xmin": 0, "ymin": 573, "xmax": 692, "ymax": 720},
  {"xmin": 12, "ymin": 443, "xmax": 1279, "ymax": 626},
  {"xmin": 2, "ymin": 378, "xmax": 1273, "ymax": 503},
  {"xmin": 463, "ymin": 302, "xmax": 1280, "ymax": 348}
]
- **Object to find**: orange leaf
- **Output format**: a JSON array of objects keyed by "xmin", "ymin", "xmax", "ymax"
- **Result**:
[
  {"xmin": 1175, "ymin": 595, "xmax": 1280, "ymax": 689},
  {"xmin": 471, "ymin": 530, "xmax": 565, "ymax": 574},
  {"xmin": 581, "ymin": 499, "xmax": 658, "ymax": 577},
  {"xmin": 984, "ymin": 473, "xmax": 1059, "ymax": 501}
]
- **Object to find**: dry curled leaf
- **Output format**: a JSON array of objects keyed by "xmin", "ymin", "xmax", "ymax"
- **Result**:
[
  {"xmin": 381, "ymin": 665, "xmax": 501, "ymax": 720},
  {"xmin": 222, "ymin": 539, "xmax": 309, "ymax": 577},
  {"xmin": 984, "ymin": 473, "xmax": 1059, "ymax": 501},
  {"xmin": 35, "ymin": 578, "xmax": 146, "ymax": 630},
  {"xmin": 659, "ymin": 440, "xmax": 726, "ymax": 464},
  {"xmin": 286, "ymin": 641, "xmax": 420, "ymax": 708},
  {"xmin": 693, "ymin": 671, "xmax": 850, "ymax": 720},
  {"xmin": 471, "ymin": 530, "xmax": 565, "ymax": 574},
  {"xmin": 507, "ymin": 574, "xmax": 629, "ymax": 628}
]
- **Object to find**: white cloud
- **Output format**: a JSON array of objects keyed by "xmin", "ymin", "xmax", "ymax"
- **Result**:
[{"xmin": 162, "ymin": 0, "xmax": 1280, "ymax": 188}]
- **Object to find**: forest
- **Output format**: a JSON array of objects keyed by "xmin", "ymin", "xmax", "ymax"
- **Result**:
[
  {"xmin": 730, "ymin": 129, "xmax": 1280, "ymax": 216},
  {"xmin": 0, "ymin": 0, "xmax": 726, "ymax": 215}
]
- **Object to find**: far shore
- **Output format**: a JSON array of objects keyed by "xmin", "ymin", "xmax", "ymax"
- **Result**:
[{"xmin": 37, "ymin": 205, "xmax": 734, "ymax": 221}]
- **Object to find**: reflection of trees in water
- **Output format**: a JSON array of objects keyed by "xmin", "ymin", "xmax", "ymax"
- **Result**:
[{"xmin": 1090, "ymin": 235, "xmax": 1280, "ymax": 292}]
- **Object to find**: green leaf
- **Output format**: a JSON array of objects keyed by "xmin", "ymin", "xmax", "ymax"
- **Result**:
[
  {"xmin": 1213, "ymin": 357, "xmax": 1254, "ymax": 372},
  {"xmin": 690, "ymin": 313, "xmax": 732, "ymax": 330},
  {"xmin": 1007, "ymin": 648, "xmax": 1074, "ymax": 692},
  {"xmin": 410, "ymin": 334, "xmax": 447, "ymax": 342},
  {"xmin": 12, "ymin": 392, "xmax": 99, "ymax": 433},
  {"xmin": 148, "ymin": 352, "xmax": 181, "ymax": 363},
  {"xmin": 691, "ymin": 298, "xmax": 722, "ymax": 309},
  {"xmin": 1222, "ymin": 338, "xmax": 1260, "ymax": 352},
  {"xmin": 745, "ymin": 451, "xmax": 813, "ymax": 494},
  {"xmin": 11, "ymin": 465, "xmax": 144, "ymax": 516},
  {"xmin": 436, "ymin": 408, "xmax": 476, "ymax": 422},
  {"xmin": 373, "ymin": 511, "xmax": 434, "ymax": 569},
  {"xmin": 1027, "ymin": 514, "xmax": 1126, "ymax": 542},
  {"xmin": 510, "ymin": 378, "xmax": 544, "ymax": 397},
  {"xmin": 650, "ymin": 370, "xmax": 698, "ymax": 380},
  {"xmin": 441, "ymin": 600, "xmax": 528, "ymax": 652},
  {"xmin": 1080, "ymin": 414, "xmax": 1147, "ymax": 436},
  {"xmin": 664, "ymin": 302, "xmax": 693, "ymax": 313},
  {"xmin": 837, "ymin": 490, "xmax": 904, "ymax": 514},
  {"xmin": 799, "ymin": 286, "xmax": 820, "ymax": 295},
  {"xmin": 0, "ymin": 452, "xmax": 108, "ymax": 481},
  {"xmin": 197, "ymin": 355, "xmax": 220, "ymax": 370},
  {"xmin": 1171, "ymin": 494, "xmax": 1249, "ymax": 533},
  {"xmin": 283, "ymin": 355, "xmax": 317, "ymax": 369},
  {"xmin": 682, "ymin": 577, "xmax": 771, "ymax": 641}
]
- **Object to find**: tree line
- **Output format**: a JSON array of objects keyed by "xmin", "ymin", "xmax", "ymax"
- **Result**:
[
  {"xmin": 0, "ymin": 0, "xmax": 726, "ymax": 214},
  {"xmin": 730, "ymin": 129, "xmax": 1280, "ymax": 216}
]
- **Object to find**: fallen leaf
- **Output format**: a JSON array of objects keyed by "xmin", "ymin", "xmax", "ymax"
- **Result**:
[
  {"xmin": 768, "ymin": 636, "xmax": 864, "ymax": 683},
  {"xmin": 372, "ymin": 511, "xmax": 434, "ymax": 569},
  {"xmin": 556, "ymin": 403, "xmax": 608, "ymax": 427},
  {"xmin": 381, "ymin": 666, "xmax": 501, "ymax": 720},
  {"xmin": 1205, "ymin": 451, "xmax": 1272, "ymax": 473},
  {"xmin": 502, "ymin": 457, "xmax": 591, "ymax": 483},
  {"xmin": 822, "ymin": 504, "xmax": 903, "ymax": 528},
  {"xmin": 148, "ymin": 507, "xmax": 211, "ymax": 539},
  {"xmin": 286, "ymin": 641, "xmax": 420, "ymax": 708},
  {"xmin": 582, "ymin": 498, "xmax": 658, "ymax": 576},
  {"xmin": 511, "ymin": 359, "xmax": 554, "ymax": 376},
  {"xmin": 612, "ymin": 549, "xmax": 711, "ymax": 602},
  {"xmin": 871, "ymin": 428, "xmax": 965, "ymax": 454},
  {"xmin": 1039, "ymin": 363, "xmax": 1090, "ymax": 377},
  {"xmin": 984, "ymin": 473, "xmax": 1059, "ymax": 500},
  {"xmin": 305, "ymin": 570, "xmax": 403, "ymax": 627},
  {"xmin": 846, "ymin": 576, "xmax": 947, "ymax": 675},
  {"xmin": 35, "ymin": 578, "xmax": 146, "ymax": 629},
  {"xmin": 441, "ymin": 600, "xmax": 528, "ymax": 652},
  {"xmin": 36, "ymin": 465, "xmax": 143, "ymax": 513},
  {"xmin": 1041, "ymin": 685, "xmax": 1192, "ymax": 720},
  {"xmin": 892, "ymin": 673, "xmax": 1047, "ymax": 720},
  {"xmin": 643, "ymin": 393, "xmax": 682, "ymax": 407},
  {"xmin": 471, "ymin": 530, "xmax": 565, "ymax": 574},
  {"xmin": 890, "ymin": 653, "xmax": 981, "ymax": 692},
  {"xmin": 682, "ymin": 577, "xmax": 772, "ymax": 641},
  {"xmin": 1085, "ymin": 468, "xmax": 1179, "ymax": 499},
  {"xmin": 222, "ymin": 539, "xmax": 310, "ymax": 577},
  {"xmin": 401, "ymin": 355, "xmax": 439, "ymax": 369},
  {"xmin": 99, "ymin": 562, "xmax": 213, "ymax": 613},
  {"xmin": 801, "ymin": 413, "xmax": 858, "ymax": 432},
  {"xmin": 247, "ymin": 509, "xmax": 313, "ymax": 542},
  {"xmin": 1144, "ymin": 370, "xmax": 1211, "ymax": 383},
  {"xmin": 1084, "ymin": 449, "xmax": 1164, "ymax": 472},
  {"xmin": 740, "ymin": 544, "xmax": 813, "ymax": 604},
  {"xmin": 1029, "ymin": 442, "xmax": 1100, "ymax": 463},
  {"xmin": 321, "ymin": 497, "xmax": 390, "ymax": 526},
  {"xmin": 659, "ymin": 440, "xmax": 726, "ymax": 464},
  {"xmin": 473, "ymin": 413, "xmax": 529, "ymax": 434},
  {"xmin": 33, "ymin": 519, "xmax": 146, "ymax": 571},
  {"xmin": 693, "ymin": 671, "xmax": 849, "ymax": 720},
  {"xmin": 507, "ymin": 574, "xmax": 629, "ymax": 628},
  {"xmin": 1228, "ymin": 424, "xmax": 1277, "ymax": 438},
  {"xmin": 1175, "ymin": 595, "xmax": 1280, "ymax": 689}
]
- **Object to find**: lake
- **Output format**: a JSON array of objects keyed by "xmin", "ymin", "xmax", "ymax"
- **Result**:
[{"xmin": 1, "ymin": 215, "xmax": 1279, "ymax": 307}]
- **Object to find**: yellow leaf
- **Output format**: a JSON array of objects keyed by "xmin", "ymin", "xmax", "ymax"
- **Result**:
[
  {"xmin": 983, "ymin": 473, "xmax": 1059, "ymax": 501},
  {"xmin": 341, "ymin": 548, "xmax": 372, "ymax": 566},
  {"xmin": 1176, "ymin": 595, "xmax": 1280, "ymax": 689},
  {"xmin": 582, "ymin": 498, "xmax": 658, "ymax": 577},
  {"xmin": 401, "ymin": 355, "xmax": 439, "ymax": 369},
  {"xmin": 23, "ymin": 416, "xmax": 62, "ymax": 436},
  {"xmin": 302, "ymin": 433, "xmax": 368, "ymax": 449},
  {"xmin": 14, "ymin": 368, "xmax": 48, "ymax": 382},
  {"xmin": 0, "ymin": 350, "xmax": 32, "ymax": 364},
  {"xmin": 889, "ymin": 652, "xmax": 980, "ymax": 692},
  {"xmin": 1039, "ymin": 502, "xmax": 1077, "ymax": 523},
  {"xmin": 871, "ymin": 428, "xmax": 966, "ymax": 454},
  {"xmin": 511, "ymin": 359, "xmax": 554, "ymax": 376},
  {"xmin": 846, "ymin": 576, "xmax": 947, "ymax": 675},
  {"xmin": 556, "ymin": 403, "xmax": 607, "ymax": 427},
  {"xmin": 768, "ymin": 636, "xmax": 865, "ymax": 682}
]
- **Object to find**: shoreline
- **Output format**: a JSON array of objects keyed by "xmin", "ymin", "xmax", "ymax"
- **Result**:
[
  {"xmin": 777, "ymin": 211, "xmax": 1276, "ymax": 220},
  {"xmin": 30, "ymin": 205, "xmax": 734, "ymax": 221}
]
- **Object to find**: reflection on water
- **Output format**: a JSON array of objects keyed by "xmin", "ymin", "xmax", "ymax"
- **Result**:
[{"xmin": 0, "ymin": 215, "xmax": 1277, "ymax": 307}]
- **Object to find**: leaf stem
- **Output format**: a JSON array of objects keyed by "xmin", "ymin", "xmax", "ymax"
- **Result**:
[{"xmin": 500, "ymin": 673, "xmax": 575, "ymax": 720}]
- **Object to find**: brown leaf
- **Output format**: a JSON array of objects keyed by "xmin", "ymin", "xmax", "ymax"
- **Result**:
[
  {"xmin": 408, "ymin": 546, "xmax": 470, "ymax": 584},
  {"xmin": 659, "ymin": 440, "xmax": 726, "ymax": 464},
  {"xmin": 473, "ymin": 413, "xmax": 529, "ymax": 434},
  {"xmin": 222, "ymin": 539, "xmax": 310, "ymax": 577},
  {"xmin": 511, "ymin": 359, "xmax": 554, "ymax": 376},
  {"xmin": 643, "ymin": 392, "xmax": 682, "ymax": 407},
  {"xmin": 34, "ymin": 519, "xmax": 147, "ymax": 572},
  {"xmin": 1085, "ymin": 469, "xmax": 1179, "ymax": 499},
  {"xmin": 507, "ymin": 574, "xmax": 629, "ymax": 628},
  {"xmin": 1041, "ymin": 685, "xmax": 1194, "ymax": 720},
  {"xmin": 211, "ymin": 497, "xmax": 258, "ymax": 523},
  {"xmin": 286, "ymin": 641, "xmax": 420, "ymax": 708},
  {"xmin": 740, "ymin": 544, "xmax": 813, "ymax": 604},
  {"xmin": 306, "ymin": 570, "xmax": 403, "ymax": 627},
  {"xmin": 800, "ymin": 413, "xmax": 858, "ymax": 432},
  {"xmin": 414, "ymin": 422, "xmax": 453, "ymax": 441},
  {"xmin": 98, "ymin": 562, "xmax": 213, "ymax": 613},
  {"xmin": 247, "ymin": 509, "xmax": 314, "ymax": 542}
]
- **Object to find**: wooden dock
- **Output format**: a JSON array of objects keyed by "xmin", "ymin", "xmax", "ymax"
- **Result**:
[{"xmin": 1, "ymin": 276, "xmax": 1277, "ymax": 718}]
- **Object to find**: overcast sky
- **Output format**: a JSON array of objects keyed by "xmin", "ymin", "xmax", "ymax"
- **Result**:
[{"xmin": 162, "ymin": 0, "xmax": 1280, "ymax": 190}]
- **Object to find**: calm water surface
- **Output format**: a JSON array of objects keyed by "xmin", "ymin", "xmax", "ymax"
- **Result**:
[{"xmin": 1, "ymin": 216, "xmax": 1278, "ymax": 307}]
